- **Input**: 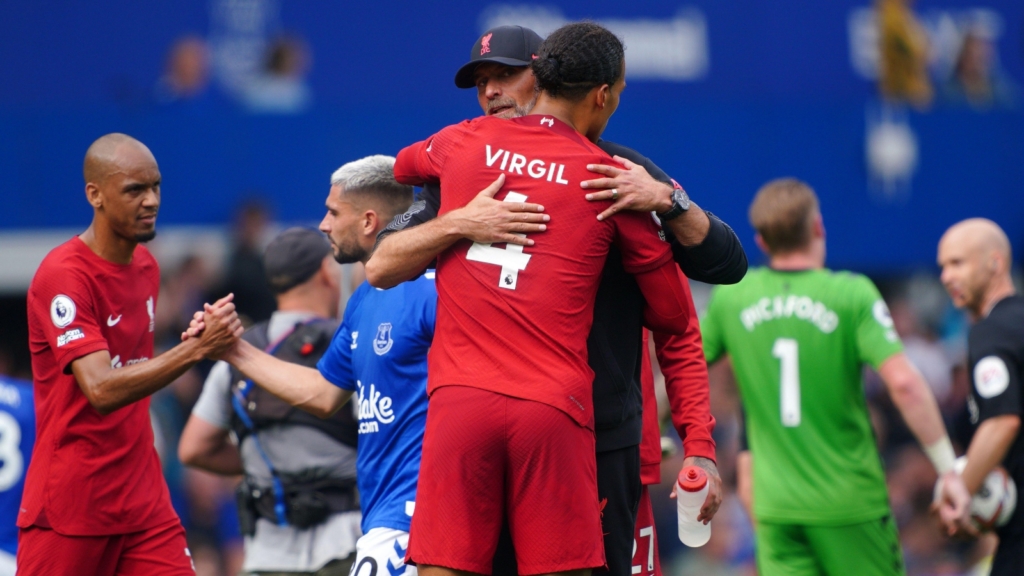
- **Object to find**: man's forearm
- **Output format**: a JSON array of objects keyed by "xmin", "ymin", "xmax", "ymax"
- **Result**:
[
  {"xmin": 880, "ymin": 354, "xmax": 948, "ymax": 448},
  {"xmin": 664, "ymin": 201, "xmax": 711, "ymax": 247},
  {"xmin": 192, "ymin": 443, "xmax": 244, "ymax": 475},
  {"xmin": 365, "ymin": 216, "xmax": 462, "ymax": 289},
  {"xmin": 737, "ymin": 450, "xmax": 754, "ymax": 520},
  {"xmin": 964, "ymin": 415, "xmax": 1021, "ymax": 494},
  {"xmin": 192, "ymin": 446, "xmax": 243, "ymax": 475},
  {"xmin": 226, "ymin": 340, "xmax": 351, "ymax": 418},
  {"xmin": 670, "ymin": 212, "xmax": 748, "ymax": 285},
  {"xmin": 179, "ymin": 416, "xmax": 245, "ymax": 476},
  {"xmin": 74, "ymin": 338, "xmax": 206, "ymax": 415}
]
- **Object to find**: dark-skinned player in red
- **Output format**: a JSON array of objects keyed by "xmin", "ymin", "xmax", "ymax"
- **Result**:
[{"xmin": 19, "ymin": 133, "xmax": 242, "ymax": 575}]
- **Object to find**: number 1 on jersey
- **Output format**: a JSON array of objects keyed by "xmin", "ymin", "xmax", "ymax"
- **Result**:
[
  {"xmin": 466, "ymin": 191, "xmax": 532, "ymax": 290},
  {"xmin": 772, "ymin": 338, "xmax": 801, "ymax": 427}
]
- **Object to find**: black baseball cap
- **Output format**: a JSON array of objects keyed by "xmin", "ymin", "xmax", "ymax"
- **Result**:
[
  {"xmin": 454, "ymin": 25, "xmax": 544, "ymax": 89},
  {"xmin": 263, "ymin": 227, "xmax": 333, "ymax": 294}
]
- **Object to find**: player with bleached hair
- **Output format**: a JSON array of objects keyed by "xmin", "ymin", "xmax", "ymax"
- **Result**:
[{"xmin": 701, "ymin": 178, "xmax": 970, "ymax": 575}]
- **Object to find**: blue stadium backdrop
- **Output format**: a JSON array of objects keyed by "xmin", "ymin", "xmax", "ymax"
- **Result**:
[{"xmin": 0, "ymin": 0, "xmax": 1021, "ymax": 273}]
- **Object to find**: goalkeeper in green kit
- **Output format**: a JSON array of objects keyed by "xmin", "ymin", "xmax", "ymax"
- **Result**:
[{"xmin": 701, "ymin": 179, "xmax": 970, "ymax": 575}]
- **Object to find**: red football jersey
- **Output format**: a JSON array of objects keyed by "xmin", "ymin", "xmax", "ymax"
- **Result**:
[
  {"xmin": 20, "ymin": 237, "xmax": 178, "ymax": 535},
  {"xmin": 394, "ymin": 115, "xmax": 677, "ymax": 427}
]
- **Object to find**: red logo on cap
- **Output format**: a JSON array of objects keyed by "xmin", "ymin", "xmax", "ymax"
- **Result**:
[{"xmin": 480, "ymin": 33, "xmax": 492, "ymax": 55}]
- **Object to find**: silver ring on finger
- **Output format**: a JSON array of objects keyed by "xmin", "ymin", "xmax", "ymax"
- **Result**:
[{"xmin": 610, "ymin": 189, "xmax": 619, "ymax": 201}]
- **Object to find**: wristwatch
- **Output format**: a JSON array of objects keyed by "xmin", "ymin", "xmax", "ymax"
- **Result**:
[{"xmin": 656, "ymin": 187, "xmax": 690, "ymax": 222}]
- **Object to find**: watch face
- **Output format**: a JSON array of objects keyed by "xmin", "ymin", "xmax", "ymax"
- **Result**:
[{"xmin": 673, "ymin": 188, "xmax": 690, "ymax": 210}]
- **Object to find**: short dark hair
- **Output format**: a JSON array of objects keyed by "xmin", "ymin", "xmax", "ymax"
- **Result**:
[{"xmin": 530, "ymin": 22, "xmax": 624, "ymax": 102}]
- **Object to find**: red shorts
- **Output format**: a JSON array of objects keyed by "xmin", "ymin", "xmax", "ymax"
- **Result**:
[
  {"xmin": 632, "ymin": 486, "xmax": 662, "ymax": 576},
  {"xmin": 17, "ymin": 520, "xmax": 194, "ymax": 576},
  {"xmin": 407, "ymin": 386, "xmax": 605, "ymax": 575}
]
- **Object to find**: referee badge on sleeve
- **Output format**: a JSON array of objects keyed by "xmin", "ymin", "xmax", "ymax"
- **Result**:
[{"xmin": 975, "ymin": 356, "xmax": 1011, "ymax": 399}]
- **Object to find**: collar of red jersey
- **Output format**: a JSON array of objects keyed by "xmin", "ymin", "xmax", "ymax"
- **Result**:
[{"xmin": 511, "ymin": 114, "xmax": 586, "ymax": 143}]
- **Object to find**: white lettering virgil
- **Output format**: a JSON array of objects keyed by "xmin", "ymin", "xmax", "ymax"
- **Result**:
[{"xmin": 486, "ymin": 145, "xmax": 569, "ymax": 185}]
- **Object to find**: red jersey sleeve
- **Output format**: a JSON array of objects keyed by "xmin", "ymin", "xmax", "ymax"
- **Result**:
[
  {"xmin": 639, "ymin": 330, "xmax": 663, "ymax": 484},
  {"xmin": 610, "ymin": 212, "xmax": 689, "ymax": 333},
  {"xmin": 611, "ymin": 212, "xmax": 673, "ymax": 274},
  {"xmin": 32, "ymin": 266, "xmax": 108, "ymax": 373},
  {"xmin": 394, "ymin": 120, "xmax": 475, "ymax": 186},
  {"xmin": 653, "ymin": 269, "xmax": 716, "ymax": 463}
]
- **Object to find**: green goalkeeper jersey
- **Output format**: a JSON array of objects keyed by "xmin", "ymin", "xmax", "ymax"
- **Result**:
[{"xmin": 702, "ymin": 267, "xmax": 903, "ymax": 525}]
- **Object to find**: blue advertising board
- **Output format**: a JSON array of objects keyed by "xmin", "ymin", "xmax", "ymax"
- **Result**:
[{"xmin": 0, "ymin": 0, "xmax": 1021, "ymax": 271}]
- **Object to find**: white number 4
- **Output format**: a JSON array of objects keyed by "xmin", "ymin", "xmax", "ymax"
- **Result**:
[{"xmin": 466, "ymin": 192, "xmax": 532, "ymax": 290}]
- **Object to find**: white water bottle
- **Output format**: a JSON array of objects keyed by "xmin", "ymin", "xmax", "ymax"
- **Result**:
[{"xmin": 676, "ymin": 465, "xmax": 711, "ymax": 547}]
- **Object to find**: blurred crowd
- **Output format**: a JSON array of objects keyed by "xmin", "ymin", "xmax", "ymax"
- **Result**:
[
  {"xmin": 152, "ymin": 33, "xmax": 311, "ymax": 114},
  {"xmin": 0, "ymin": 203, "xmax": 1017, "ymax": 575},
  {"xmin": 877, "ymin": 0, "xmax": 1018, "ymax": 111}
]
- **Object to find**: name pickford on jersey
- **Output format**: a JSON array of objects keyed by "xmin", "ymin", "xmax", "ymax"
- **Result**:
[{"xmin": 739, "ymin": 294, "xmax": 839, "ymax": 333}]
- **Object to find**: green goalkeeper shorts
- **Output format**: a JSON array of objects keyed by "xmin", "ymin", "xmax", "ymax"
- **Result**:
[{"xmin": 755, "ymin": 514, "xmax": 905, "ymax": 576}]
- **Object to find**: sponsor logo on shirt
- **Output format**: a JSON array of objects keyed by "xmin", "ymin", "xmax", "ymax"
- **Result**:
[
  {"xmin": 50, "ymin": 295, "xmax": 76, "ymax": 328},
  {"xmin": 974, "ymin": 355, "xmax": 1010, "ymax": 399},
  {"xmin": 568, "ymin": 395, "xmax": 585, "ymax": 412},
  {"xmin": 110, "ymin": 355, "xmax": 150, "ymax": 369},
  {"xmin": 57, "ymin": 328, "xmax": 84, "ymax": 347},
  {"xmin": 485, "ymin": 145, "xmax": 569, "ymax": 185},
  {"xmin": 107, "ymin": 314, "xmax": 122, "ymax": 327},
  {"xmin": 739, "ymin": 295, "xmax": 839, "ymax": 334},
  {"xmin": 872, "ymin": 299, "xmax": 899, "ymax": 342},
  {"xmin": 374, "ymin": 323, "xmax": 394, "ymax": 356},
  {"xmin": 356, "ymin": 380, "xmax": 394, "ymax": 434}
]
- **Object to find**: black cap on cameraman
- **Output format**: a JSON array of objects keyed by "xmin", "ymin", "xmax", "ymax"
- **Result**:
[
  {"xmin": 263, "ymin": 227, "xmax": 332, "ymax": 294},
  {"xmin": 454, "ymin": 25, "xmax": 544, "ymax": 89}
]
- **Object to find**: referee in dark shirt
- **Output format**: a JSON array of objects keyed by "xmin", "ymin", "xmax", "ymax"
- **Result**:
[
  {"xmin": 937, "ymin": 218, "xmax": 1024, "ymax": 575},
  {"xmin": 366, "ymin": 26, "xmax": 747, "ymax": 576}
]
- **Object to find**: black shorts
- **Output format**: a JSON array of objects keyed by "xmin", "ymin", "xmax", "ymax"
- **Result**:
[
  {"xmin": 492, "ymin": 444, "xmax": 642, "ymax": 576},
  {"xmin": 992, "ymin": 495, "xmax": 1024, "ymax": 576}
]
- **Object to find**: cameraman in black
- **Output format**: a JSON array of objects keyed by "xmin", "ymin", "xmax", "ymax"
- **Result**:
[{"xmin": 180, "ymin": 228, "xmax": 359, "ymax": 576}]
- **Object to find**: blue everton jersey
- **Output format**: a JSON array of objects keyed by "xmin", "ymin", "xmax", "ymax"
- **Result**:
[
  {"xmin": 318, "ymin": 274, "xmax": 435, "ymax": 533},
  {"xmin": 0, "ymin": 377, "xmax": 33, "ymax": 556}
]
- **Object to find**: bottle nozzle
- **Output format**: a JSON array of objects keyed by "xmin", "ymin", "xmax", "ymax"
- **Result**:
[{"xmin": 677, "ymin": 465, "xmax": 708, "ymax": 492}]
